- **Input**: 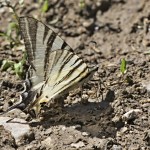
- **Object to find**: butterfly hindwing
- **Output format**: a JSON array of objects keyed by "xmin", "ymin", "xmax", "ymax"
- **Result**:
[
  {"xmin": 28, "ymin": 49, "xmax": 97, "ymax": 116},
  {"xmin": 30, "ymin": 49, "xmax": 88, "ymax": 102}
]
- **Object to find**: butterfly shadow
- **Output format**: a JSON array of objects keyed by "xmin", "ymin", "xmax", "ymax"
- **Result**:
[{"xmin": 30, "ymin": 89, "xmax": 124, "ymax": 139}]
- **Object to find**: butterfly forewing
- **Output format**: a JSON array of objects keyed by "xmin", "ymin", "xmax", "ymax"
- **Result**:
[{"xmin": 19, "ymin": 17, "xmax": 72, "ymax": 87}]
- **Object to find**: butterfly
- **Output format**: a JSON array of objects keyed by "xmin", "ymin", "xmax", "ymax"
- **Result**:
[{"xmin": 1, "ymin": 16, "xmax": 98, "ymax": 117}]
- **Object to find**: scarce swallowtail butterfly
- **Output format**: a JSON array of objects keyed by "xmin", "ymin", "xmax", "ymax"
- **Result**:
[{"xmin": 1, "ymin": 16, "xmax": 98, "ymax": 117}]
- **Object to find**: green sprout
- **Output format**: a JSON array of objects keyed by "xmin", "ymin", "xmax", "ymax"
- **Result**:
[
  {"xmin": 1, "ymin": 53, "xmax": 27, "ymax": 79},
  {"xmin": 120, "ymin": 58, "xmax": 127, "ymax": 75},
  {"xmin": 13, "ymin": 52, "xmax": 27, "ymax": 78},
  {"xmin": 120, "ymin": 58, "xmax": 133, "ymax": 85},
  {"xmin": 79, "ymin": 0, "xmax": 86, "ymax": 9},
  {"xmin": 41, "ymin": 0, "xmax": 49, "ymax": 13}
]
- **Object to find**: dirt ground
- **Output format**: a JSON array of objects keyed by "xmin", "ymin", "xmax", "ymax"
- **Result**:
[{"xmin": 0, "ymin": 0, "xmax": 150, "ymax": 149}]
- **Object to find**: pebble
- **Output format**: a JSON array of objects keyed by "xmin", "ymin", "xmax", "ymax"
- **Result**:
[
  {"xmin": 82, "ymin": 131, "xmax": 89, "ymax": 136},
  {"xmin": 122, "ymin": 109, "xmax": 143, "ymax": 122},
  {"xmin": 142, "ymin": 80, "xmax": 150, "ymax": 92},
  {"xmin": 83, "ymin": 19, "xmax": 94, "ymax": 28},
  {"xmin": 129, "ymin": 144, "xmax": 140, "ymax": 150},
  {"xmin": 61, "ymin": 126, "xmax": 66, "ymax": 131},
  {"xmin": 71, "ymin": 141, "xmax": 85, "ymax": 148},
  {"xmin": 44, "ymin": 128, "xmax": 52, "ymax": 135},
  {"xmin": 120, "ymin": 127, "xmax": 128, "ymax": 133},
  {"xmin": 41, "ymin": 137, "xmax": 54, "ymax": 148},
  {"xmin": 0, "ymin": 116, "xmax": 31, "ymax": 145},
  {"xmin": 72, "ymin": 124, "xmax": 82, "ymax": 130},
  {"xmin": 112, "ymin": 144, "xmax": 122, "ymax": 150},
  {"xmin": 112, "ymin": 115, "xmax": 120, "ymax": 123}
]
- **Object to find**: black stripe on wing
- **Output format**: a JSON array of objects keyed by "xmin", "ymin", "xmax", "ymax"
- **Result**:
[
  {"xmin": 53, "ymin": 66, "xmax": 88, "ymax": 95},
  {"xmin": 44, "ymin": 31, "xmax": 56, "ymax": 79},
  {"xmin": 43, "ymin": 25, "xmax": 50, "ymax": 44},
  {"xmin": 61, "ymin": 41, "xmax": 69, "ymax": 49},
  {"xmin": 19, "ymin": 17, "xmax": 38, "ymax": 66},
  {"xmin": 55, "ymin": 52, "xmax": 74, "ymax": 80},
  {"xmin": 54, "ymin": 57, "xmax": 84, "ymax": 86},
  {"xmin": 46, "ymin": 49, "xmax": 64, "ymax": 79}
]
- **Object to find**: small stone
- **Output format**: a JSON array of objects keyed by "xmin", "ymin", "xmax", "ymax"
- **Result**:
[
  {"xmin": 41, "ymin": 137, "xmax": 54, "ymax": 148},
  {"xmin": 0, "ymin": 117, "xmax": 31, "ymax": 145},
  {"xmin": 142, "ymin": 80, "xmax": 150, "ymax": 92},
  {"xmin": 129, "ymin": 144, "xmax": 140, "ymax": 150},
  {"xmin": 83, "ymin": 19, "xmax": 94, "ymax": 28},
  {"xmin": 112, "ymin": 144, "xmax": 122, "ymax": 150},
  {"xmin": 82, "ymin": 132, "xmax": 89, "ymax": 136},
  {"xmin": 120, "ymin": 127, "xmax": 128, "ymax": 133},
  {"xmin": 77, "ymin": 26, "xmax": 86, "ymax": 34},
  {"xmin": 116, "ymin": 132, "xmax": 120, "ymax": 138},
  {"xmin": 72, "ymin": 124, "xmax": 82, "ymax": 130},
  {"xmin": 61, "ymin": 126, "xmax": 66, "ymax": 131},
  {"xmin": 71, "ymin": 141, "xmax": 85, "ymax": 148},
  {"xmin": 112, "ymin": 116, "xmax": 120, "ymax": 123},
  {"xmin": 45, "ymin": 128, "xmax": 52, "ymax": 135},
  {"xmin": 122, "ymin": 109, "xmax": 143, "ymax": 122}
]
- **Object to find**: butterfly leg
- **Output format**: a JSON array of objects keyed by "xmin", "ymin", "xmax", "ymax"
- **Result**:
[
  {"xmin": 80, "ymin": 85, "xmax": 89, "ymax": 104},
  {"xmin": 55, "ymin": 98, "xmax": 64, "ymax": 108},
  {"xmin": 96, "ymin": 80, "xmax": 104, "ymax": 101}
]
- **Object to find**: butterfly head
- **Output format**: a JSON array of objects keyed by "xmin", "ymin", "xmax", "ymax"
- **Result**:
[{"xmin": 27, "ymin": 95, "xmax": 49, "ymax": 117}]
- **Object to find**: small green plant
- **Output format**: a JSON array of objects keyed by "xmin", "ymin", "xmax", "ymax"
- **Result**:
[
  {"xmin": 79, "ymin": 0, "xmax": 86, "ymax": 9},
  {"xmin": 41, "ymin": 0, "xmax": 49, "ymax": 13},
  {"xmin": 1, "ymin": 53, "xmax": 27, "ymax": 79},
  {"xmin": 120, "ymin": 58, "xmax": 133, "ymax": 85},
  {"xmin": 120, "ymin": 58, "xmax": 127, "ymax": 75},
  {"xmin": 37, "ymin": 0, "xmax": 49, "ymax": 13},
  {"xmin": 14, "ymin": 52, "xmax": 27, "ymax": 78},
  {"xmin": 36, "ymin": 0, "xmax": 49, "ymax": 19}
]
